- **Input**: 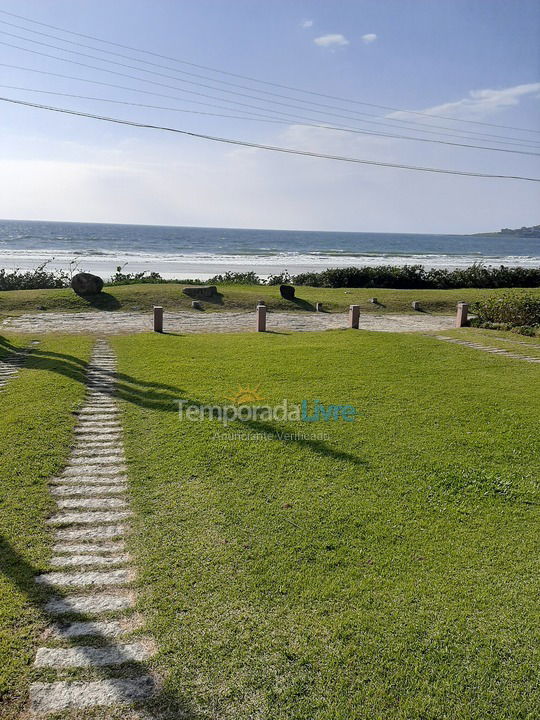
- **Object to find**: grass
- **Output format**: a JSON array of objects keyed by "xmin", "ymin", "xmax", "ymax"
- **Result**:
[
  {"xmin": 2, "ymin": 283, "xmax": 540, "ymax": 317},
  {"xmin": 110, "ymin": 329, "xmax": 540, "ymax": 720},
  {"xmin": 0, "ymin": 333, "xmax": 92, "ymax": 719}
]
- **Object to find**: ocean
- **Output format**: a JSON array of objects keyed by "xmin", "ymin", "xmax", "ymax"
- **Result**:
[{"xmin": 1, "ymin": 219, "xmax": 538, "ymax": 281}]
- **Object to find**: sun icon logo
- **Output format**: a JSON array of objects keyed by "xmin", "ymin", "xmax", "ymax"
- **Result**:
[{"xmin": 226, "ymin": 385, "xmax": 264, "ymax": 405}]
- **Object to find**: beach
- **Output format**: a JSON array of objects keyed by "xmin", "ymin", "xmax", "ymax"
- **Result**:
[{"xmin": 1, "ymin": 219, "xmax": 538, "ymax": 281}]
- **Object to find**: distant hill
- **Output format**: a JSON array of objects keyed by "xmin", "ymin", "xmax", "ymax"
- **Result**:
[{"xmin": 473, "ymin": 225, "xmax": 540, "ymax": 238}]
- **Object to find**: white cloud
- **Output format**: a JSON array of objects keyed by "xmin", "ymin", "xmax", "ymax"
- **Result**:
[
  {"xmin": 361, "ymin": 33, "xmax": 377, "ymax": 44},
  {"xmin": 313, "ymin": 33, "xmax": 349, "ymax": 48},
  {"xmin": 301, "ymin": 19, "xmax": 313, "ymax": 29},
  {"xmin": 389, "ymin": 82, "xmax": 540, "ymax": 121}
]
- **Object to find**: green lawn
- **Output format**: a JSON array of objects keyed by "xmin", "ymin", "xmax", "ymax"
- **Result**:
[
  {"xmin": 0, "ymin": 334, "xmax": 92, "ymax": 719},
  {"xmin": 2, "ymin": 283, "xmax": 539, "ymax": 317},
  {"xmin": 110, "ymin": 330, "xmax": 540, "ymax": 720}
]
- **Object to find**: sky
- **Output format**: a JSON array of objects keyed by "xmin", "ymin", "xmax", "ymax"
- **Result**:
[{"xmin": 0, "ymin": 0, "xmax": 539, "ymax": 233}]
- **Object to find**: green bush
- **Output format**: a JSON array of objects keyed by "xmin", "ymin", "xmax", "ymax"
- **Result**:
[
  {"xmin": 0, "ymin": 263, "xmax": 69, "ymax": 291},
  {"xmin": 207, "ymin": 271, "xmax": 262, "ymax": 285},
  {"xmin": 471, "ymin": 292, "xmax": 540, "ymax": 328},
  {"xmin": 292, "ymin": 264, "xmax": 540, "ymax": 289}
]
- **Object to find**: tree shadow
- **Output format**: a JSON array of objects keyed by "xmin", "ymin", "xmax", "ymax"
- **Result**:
[
  {"xmin": 0, "ymin": 533, "xmax": 203, "ymax": 718},
  {"xmin": 1, "ymin": 336, "xmax": 366, "ymax": 466}
]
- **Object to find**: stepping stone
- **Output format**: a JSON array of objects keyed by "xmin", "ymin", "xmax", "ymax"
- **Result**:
[
  {"xmin": 60, "ymin": 465, "xmax": 127, "ymax": 477},
  {"xmin": 35, "ymin": 568, "xmax": 134, "ymax": 587},
  {"xmin": 47, "ymin": 510, "xmax": 131, "ymax": 525},
  {"xmin": 70, "ymin": 455, "xmax": 124, "ymax": 465},
  {"xmin": 81, "ymin": 410, "xmax": 118, "ymax": 416},
  {"xmin": 70, "ymin": 437, "xmax": 124, "ymax": 446},
  {"xmin": 50, "ymin": 553, "xmax": 130, "ymax": 567},
  {"xmin": 55, "ymin": 524, "xmax": 127, "ymax": 541},
  {"xmin": 79, "ymin": 406, "xmax": 118, "ymax": 412},
  {"xmin": 51, "ymin": 484, "xmax": 127, "ymax": 496},
  {"xmin": 53, "ymin": 541, "xmax": 126, "ymax": 554},
  {"xmin": 44, "ymin": 590, "xmax": 135, "ymax": 615},
  {"xmin": 75, "ymin": 427, "xmax": 121, "ymax": 435},
  {"xmin": 74, "ymin": 438, "xmax": 120, "ymax": 446},
  {"xmin": 34, "ymin": 641, "xmax": 152, "ymax": 667},
  {"xmin": 56, "ymin": 498, "xmax": 128, "ymax": 510},
  {"xmin": 60, "ymin": 465, "xmax": 126, "ymax": 476},
  {"xmin": 49, "ymin": 618, "xmax": 137, "ymax": 638},
  {"xmin": 71, "ymin": 448, "xmax": 124, "ymax": 458},
  {"xmin": 56, "ymin": 498, "xmax": 128, "ymax": 512},
  {"xmin": 53, "ymin": 474, "xmax": 128, "ymax": 485},
  {"xmin": 76, "ymin": 414, "xmax": 119, "ymax": 422}
]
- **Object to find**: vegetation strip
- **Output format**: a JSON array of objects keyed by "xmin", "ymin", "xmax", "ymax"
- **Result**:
[{"xmin": 29, "ymin": 340, "xmax": 156, "ymax": 714}]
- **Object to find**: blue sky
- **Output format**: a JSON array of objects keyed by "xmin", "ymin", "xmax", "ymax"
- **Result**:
[{"xmin": 0, "ymin": 0, "xmax": 538, "ymax": 232}]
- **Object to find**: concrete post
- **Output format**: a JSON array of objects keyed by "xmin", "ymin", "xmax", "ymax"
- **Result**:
[
  {"xmin": 153, "ymin": 305, "xmax": 163, "ymax": 333},
  {"xmin": 256, "ymin": 304, "xmax": 266, "ymax": 332},
  {"xmin": 456, "ymin": 302, "xmax": 469, "ymax": 328},
  {"xmin": 349, "ymin": 304, "xmax": 360, "ymax": 329}
]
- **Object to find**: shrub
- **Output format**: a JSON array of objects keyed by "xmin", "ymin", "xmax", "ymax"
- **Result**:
[
  {"xmin": 471, "ymin": 291, "xmax": 540, "ymax": 328},
  {"xmin": 108, "ymin": 270, "xmax": 166, "ymax": 285},
  {"xmin": 267, "ymin": 270, "xmax": 292, "ymax": 286},
  {"xmin": 511, "ymin": 326, "xmax": 538, "ymax": 336},
  {"xmin": 0, "ymin": 263, "xmax": 69, "ymax": 291},
  {"xmin": 207, "ymin": 271, "xmax": 262, "ymax": 285},
  {"xmin": 291, "ymin": 263, "xmax": 540, "ymax": 289}
]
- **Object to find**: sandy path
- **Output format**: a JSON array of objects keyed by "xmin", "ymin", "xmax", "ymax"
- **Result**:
[{"xmin": 1, "ymin": 310, "xmax": 456, "ymax": 334}]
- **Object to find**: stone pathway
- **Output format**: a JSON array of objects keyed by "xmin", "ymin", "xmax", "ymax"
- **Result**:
[
  {"xmin": 475, "ymin": 335, "xmax": 540, "ymax": 351},
  {"xmin": 1, "ymin": 310, "xmax": 456, "ymax": 335},
  {"xmin": 434, "ymin": 336, "xmax": 540, "ymax": 363},
  {"xmin": 30, "ymin": 340, "xmax": 156, "ymax": 715}
]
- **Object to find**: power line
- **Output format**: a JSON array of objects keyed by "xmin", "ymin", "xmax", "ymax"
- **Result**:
[
  {"xmin": 1, "ymin": 96, "xmax": 539, "ymax": 182},
  {"xmin": 3, "ymin": 84, "xmax": 539, "ymax": 157},
  {"xmin": 3, "ymin": 38, "xmax": 539, "ymax": 150},
  {"xmin": 4, "ymin": 62, "xmax": 539, "ymax": 154},
  {"xmin": 0, "ymin": 7, "xmax": 538, "ymax": 136},
  {"xmin": 2, "ymin": 19, "xmax": 539, "ymax": 148}
]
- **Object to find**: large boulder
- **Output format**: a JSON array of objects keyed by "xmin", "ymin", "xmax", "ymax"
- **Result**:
[
  {"xmin": 183, "ymin": 285, "xmax": 217, "ymax": 299},
  {"xmin": 71, "ymin": 272, "xmax": 104, "ymax": 296},
  {"xmin": 279, "ymin": 284, "xmax": 295, "ymax": 301}
]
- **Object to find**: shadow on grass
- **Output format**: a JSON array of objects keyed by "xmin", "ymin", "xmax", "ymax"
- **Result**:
[
  {"xmin": 291, "ymin": 297, "xmax": 316, "ymax": 312},
  {"xmin": 0, "ymin": 535, "xmax": 202, "ymax": 718},
  {"xmin": 0, "ymin": 334, "xmax": 366, "ymax": 716},
  {"xmin": 182, "ymin": 291, "xmax": 224, "ymax": 306},
  {"xmin": 1, "ymin": 335, "xmax": 367, "ymax": 468},
  {"xmin": 74, "ymin": 292, "xmax": 121, "ymax": 311}
]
